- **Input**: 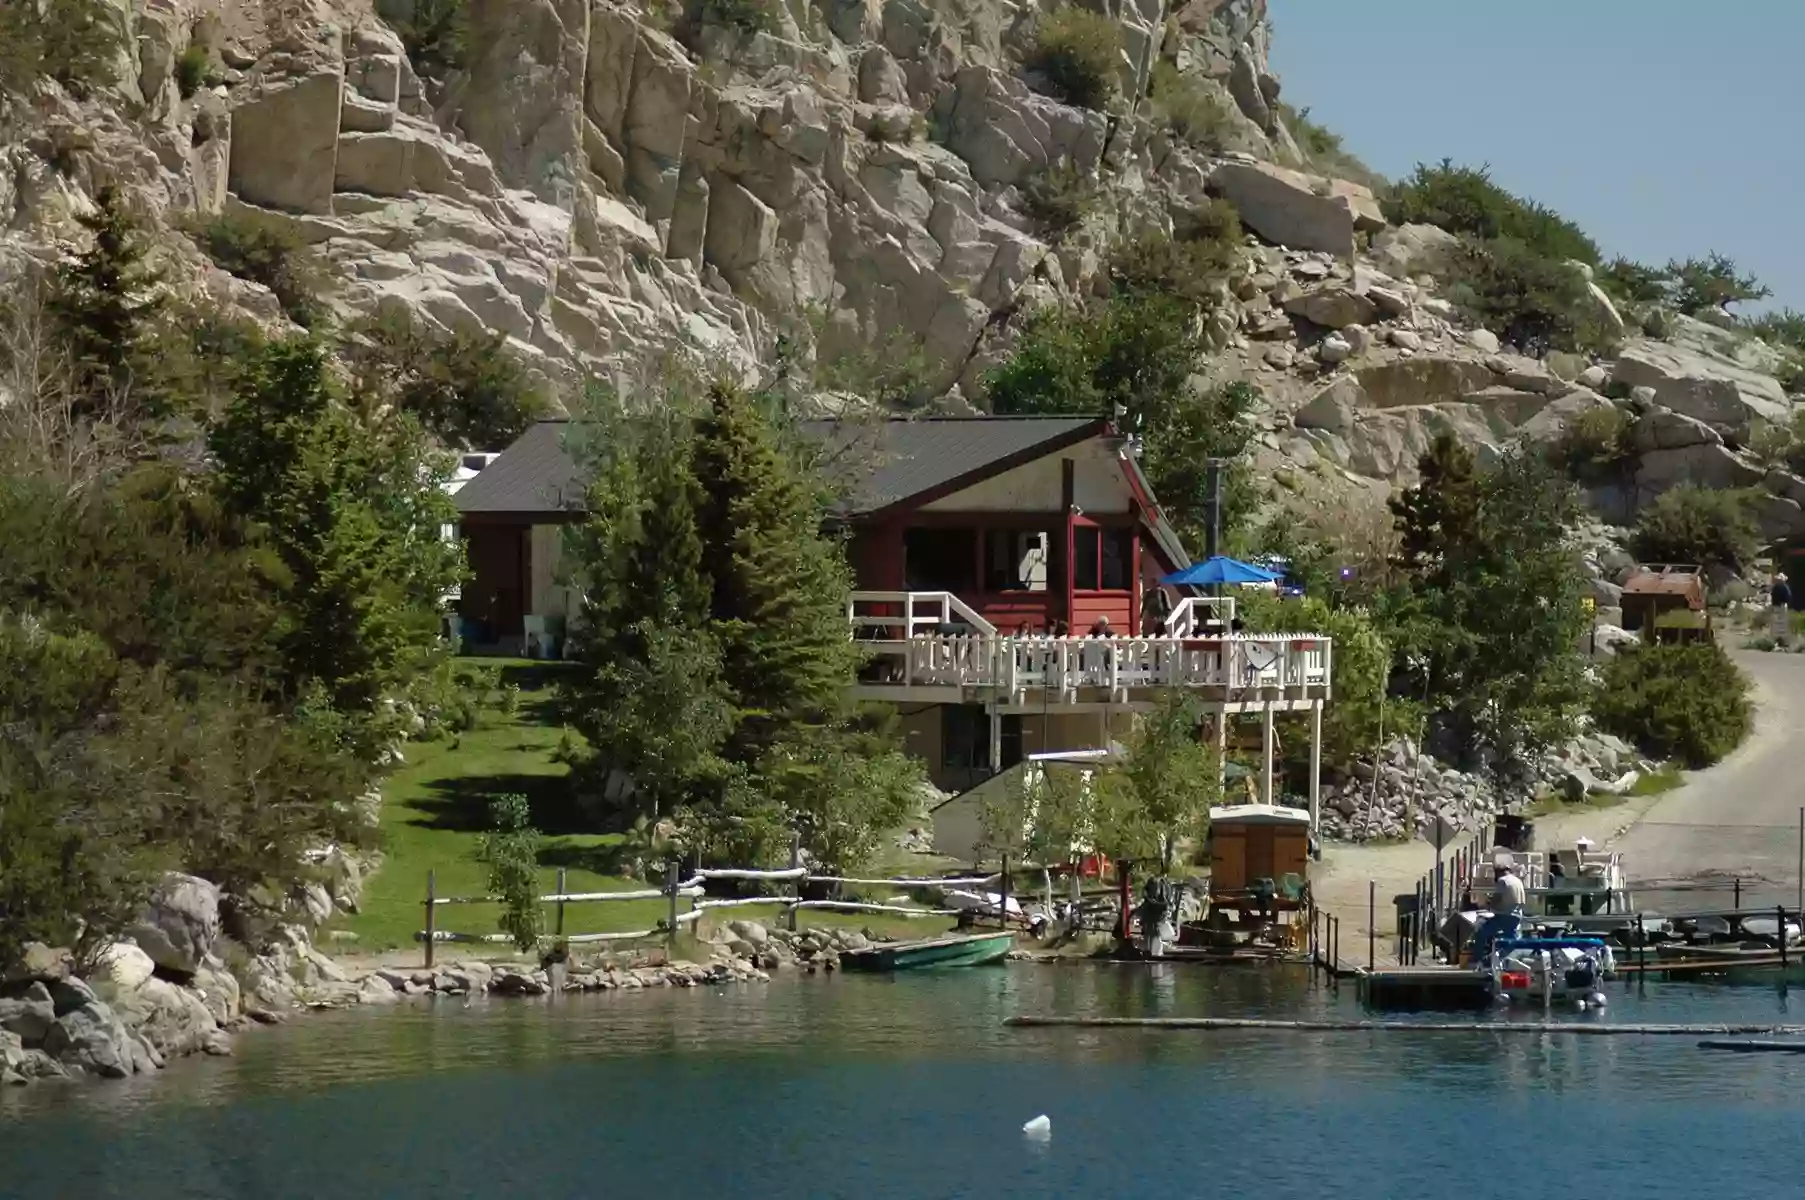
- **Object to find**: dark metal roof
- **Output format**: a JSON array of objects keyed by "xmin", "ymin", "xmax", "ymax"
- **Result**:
[
  {"xmin": 798, "ymin": 416, "xmax": 1104, "ymax": 515},
  {"xmin": 451, "ymin": 419, "xmax": 585, "ymax": 515},
  {"xmin": 450, "ymin": 415, "xmax": 1191, "ymax": 570}
]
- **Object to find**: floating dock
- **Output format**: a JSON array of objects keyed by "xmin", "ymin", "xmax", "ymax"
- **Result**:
[
  {"xmin": 1697, "ymin": 1039, "xmax": 1805, "ymax": 1053},
  {"xmin": 1006, "ymin": 1016, "xmax": 1805, "ymax": 1037},
  {"xmin": 1358, "ymin": 965, "xmax": 1495, "ymax": 1010}
]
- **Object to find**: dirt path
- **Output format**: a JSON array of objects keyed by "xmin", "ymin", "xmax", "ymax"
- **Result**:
[{"xmin": 1312, "ymin": 648, "xmax": 1805, "ymax": 962}]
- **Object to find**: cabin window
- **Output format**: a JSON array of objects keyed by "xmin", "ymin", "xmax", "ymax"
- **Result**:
[
  {"xmin": 904, "ymin": 527, "xmax": 977, "ymax": 593},
  {"xmin": 1101, "ymin": 529, "xmax": 1132, "ymax": 590},
  {"xmin": 983, "ymin": 529, "xmax": 1050, "ymax": 592},
  {"xmin": 1074, "ymin": 527, "xmax": 1100, "ymax": 590},
  {"xmin": 1072, "ymin": 526, "xmax": 1134, "ymax": 590},
  {"xmin": 942, "ymin": 704, "xmax": 992, "ymax": 771}
]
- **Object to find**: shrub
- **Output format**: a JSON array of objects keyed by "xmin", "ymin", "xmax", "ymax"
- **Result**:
[
  {"xmin": 478, "ymin": 792, "xmax": 544, "ymax": 952},
  {"xmin": 1019, "ymin": 162, "xmax": 1099, "ymax": 238},
  {"xmin": 1148, "ymin": 61, "xmax": 1229, "ymax": 149},
  {"xmin": 1384, "ymin": 159, "xmax": 1601, "ymax": 267},
  {"xmin": 174, "ymin": 43, "xmax": 209, "ymax": 98},
  {"xmin": 343, "ymin": 311, "xmax": 546, "ymax": 448},
  {"xmin": 1443, "ymin": 235, "xmax": 1608, "ymax": 356},
  {"xmin": 186, "ymin": 211, "xmax": 326, "ymax": 327},
  {"xmin": 389, "ymin": 0, "xmax": 468, "ymax": 77},
  {"xmin": 1549, "ymin": 405, "xmax": 1634, "ymax": 483},
  {"xmin": 1592, "ymin": 642, "xmax": 1752, "ymax": 767},
  {"xmin": 1663, "ymin": 252, "xmax": 1769, "ymax": 316},
  {"xmin": 1107, "ymin": 223, "xmax": 1239, "ymax": 313},
  {"xmin": 1598, "ymin": 257, "xmax": 1669, "ymax": 307},
  {"xmin": 1744, "ymin": 308, "xmax": 1805, "ymax": 353},
  {"xmin": 693, "ymin": 0, "xmax": 776, "ymax": 36},
  {"xmin": 1025, "ymin": 8, "xmax": 1120, "ymax": 110},
  {"xmin": 1630, "ymin": 483, "xmax": 1761, "ymax": 573}
]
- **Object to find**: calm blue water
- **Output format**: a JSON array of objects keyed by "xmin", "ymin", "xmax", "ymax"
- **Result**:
[{"xmin": 3, "ymin": 964, "xmax": 1804, "ymax": 1199}]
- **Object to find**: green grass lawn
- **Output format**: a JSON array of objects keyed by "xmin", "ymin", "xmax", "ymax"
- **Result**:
[{"xmin": 337, "ymin": 658, "xmax": 955, "ymax": 955}]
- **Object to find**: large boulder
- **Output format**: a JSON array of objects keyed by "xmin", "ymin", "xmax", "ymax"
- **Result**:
[
  {"xmin": 129, "ymin": 873, "xmax": 223, "ymax": 977},
  {"xmin": 1283, "ymin": 283, "xmax": 1376, "ymax": 329},
  {"xmin": 1630, "ymin": 407, "xmax": 1723, "ymax": 453},
  {"xmin": 0, "ymin": 982, "xmax": 57, "ymax": 1044},
  {"xmin": 1210, "ymin": 160, "xmax": 1357, "ymax": 257},
  {"xmin": 42, "ymin": 1000, "xmax": 136, "ymax": 1078},
  {"xmin": 93, "ymin": 942, "xmax": 158, "ymax": 992},
  {"xmin": 1635, "ymin": 443, "xmax": 1764, "ymax": 496},
  {"xmin": 227, "ymin": 70, "xmax": 345, "ymax": 214},
  {"xmin": 1611, "ymin": 338, "xmax": 1789, "ymax": 438},
  {"xmin": 111, "ymin": 977, "xmax": 220, "ymax": 1060},
  {"xmin": 1369, "ymin": 223, "xmax": 1459, "ymax": 279},
  {"xmin": 1353, "ymin": 356, "xmax": 1496, "ymax": 409}
]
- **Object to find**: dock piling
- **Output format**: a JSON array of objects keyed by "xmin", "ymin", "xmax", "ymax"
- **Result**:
[{"xmin": 1368, "ymin": 880, "xmax": 1375, "ymax": 970}]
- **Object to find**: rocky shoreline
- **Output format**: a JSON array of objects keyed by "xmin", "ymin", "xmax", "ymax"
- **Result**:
[{"xmin": 2, "ymin": 898, "xmax": 884, "ymax": 1089}]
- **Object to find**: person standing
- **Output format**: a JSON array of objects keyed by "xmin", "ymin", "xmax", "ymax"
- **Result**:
[
  {"xmin": 1470, "ymin": 859, "xmax": 1526, "ymax": 963},
  {"xmin": 1772, "ymin": 572, "xmax": 1793, "ymax": 641}
]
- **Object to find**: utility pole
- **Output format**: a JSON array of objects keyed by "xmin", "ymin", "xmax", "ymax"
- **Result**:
[{"xmin": 1203, "ymin": 458, "xmax": 1223, "ymax": 561}]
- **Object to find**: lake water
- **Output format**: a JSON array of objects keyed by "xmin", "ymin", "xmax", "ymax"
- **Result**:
[{"xmin": 4, "ymin": 964, "xmax": 1804, "ymax": 1199}]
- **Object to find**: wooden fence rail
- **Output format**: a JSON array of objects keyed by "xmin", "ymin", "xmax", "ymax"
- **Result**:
[{"xmin": 416, "ymin": 862, "xmax": 1003, "ymax": 966}]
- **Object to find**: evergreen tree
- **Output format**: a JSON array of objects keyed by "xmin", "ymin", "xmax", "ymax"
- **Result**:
[
  {"xmin": 691, "ymin": 382, "xmax": 859, "ymax": 757},
  {"xmin": 48, "ymin": 186, "xmax": 166, "ymax": 419}
]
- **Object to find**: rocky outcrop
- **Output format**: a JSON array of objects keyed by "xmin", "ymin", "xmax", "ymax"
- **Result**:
[
  {"xmin": 1612, "ymin": 336, "xmax": 1790, "ymax": 439},
  {"xmin": 1322, "ymin": 729, "xmax": 1652, "ymax": 844},
  {"xmin": 1210, "ymin": 158, "xmax": 1372, "ymax": 257}
]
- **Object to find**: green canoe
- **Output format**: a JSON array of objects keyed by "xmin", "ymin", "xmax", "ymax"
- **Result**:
[{"xmin": 839, "ymin": 931, "xmax": 1016, "ymax": 972}]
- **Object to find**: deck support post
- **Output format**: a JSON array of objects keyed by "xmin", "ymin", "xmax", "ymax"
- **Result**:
[
  {"xmin": 1307, "ymin": 700, "xmax": 1323, "ymax": 834},
  {"xmin": 1260, "ymin": 702, "xmax": 1275, "ymax": 807},
  {"xmin": 988, "ymin": 704, "xmax": 1003, "ymax": 775}
]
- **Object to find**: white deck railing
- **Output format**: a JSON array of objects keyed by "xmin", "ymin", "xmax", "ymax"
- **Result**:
[{"xmin": 869, "ymin": 632, "xmax": 1330, "ymax": 697}]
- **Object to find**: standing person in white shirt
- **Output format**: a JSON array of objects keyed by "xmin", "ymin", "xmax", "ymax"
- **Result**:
[{"xmin": 1471, "ymin": 859, "xmax": 1527, "ymax": 963}]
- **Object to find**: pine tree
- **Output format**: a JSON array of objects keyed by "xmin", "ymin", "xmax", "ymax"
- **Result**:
[
  {"xmin": 691, "ymin": 382, "xmax": 859, "ymax": 756},
  {"xmin": 48, "ymin": 186, "xmax": 167, "ymax": 420}
]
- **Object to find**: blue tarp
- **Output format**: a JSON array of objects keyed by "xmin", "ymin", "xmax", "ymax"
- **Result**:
[{"xmin": 1162, "ymin": 555, "xmax": 1281, "ymax": 587}]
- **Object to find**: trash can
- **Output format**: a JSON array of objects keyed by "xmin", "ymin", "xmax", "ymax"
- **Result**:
[
  {"xmin": 1493, "ymin": 814, "xmax": 1536, "ymax": 853},
  {"xmin": 1393, "ymin": 892, "xmax": 1421, "ymax": 941}
]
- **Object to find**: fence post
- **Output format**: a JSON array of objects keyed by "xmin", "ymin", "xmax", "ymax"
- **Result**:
[
  {"xmin": 786, "ymin": 832, "xmax": 801, "ymax": 933},
  {"xmin": 666, "ymin": 858, "xmax": 680, "ymax": 953},
  {"xmin": 424, "ymin": 869, "xmax": 437, "ymax": 969},
  {"xmin": 1780, "ymin": 906, "xmax": 1789, "ymax": 973},
  {"xmin": 1735, "ymin": 877, "xmax": 1742, "ymax": 910},
  {"xmin": 1368, "ymin": 880, "xmax": 1376, "ymax": 971},
  {"xmin": 1000, "ymin": 853, "xmax": 1011, "ymax": 931},
  {"xmin": 555, "ymin": 867, "xmax": 567, "ymax": 939}
]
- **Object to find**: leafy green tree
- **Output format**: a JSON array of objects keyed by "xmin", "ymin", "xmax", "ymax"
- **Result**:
[
  {"xmin": 987, "ymin": 294, "xmax": 1257, "ymax": 546},
  {"xmin": 1663, "ymin": 252, "xmax": 1770, "ymax": 316},
  {"xmin": 1240, "ymin": 593, "xmax": 1412, "ymax": 776},
  {"xmin": 478, "ymin": 793, "xmax": 543, "ymax": 952},
  {"xmin": 1112, "ymin": 693, "xmax": 1220, "ymax": 871},
  {"xmin": 1592, "ymin": 642, "xmax": 1752, "ymax": 767},
  {"xmin": 1597, "ymin": 257, "xmax": 1670, "ymax": 306},
  {"xmin": 1385, "ymin": 436, "xmax": 1590, "ymax": 774},
  {"xmin": 208, "ymin": 337, "xmax": 461, "ymax": 734}
]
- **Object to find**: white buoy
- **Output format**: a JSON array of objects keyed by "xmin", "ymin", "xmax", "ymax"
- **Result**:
[
  {"xmin": 1022, "ymin": 1115, "xmax": 1051, "ymax": 1139},
  {"xmin": 1590, "ymin": 992, "xmax": 1608, "ymax": 1008}
]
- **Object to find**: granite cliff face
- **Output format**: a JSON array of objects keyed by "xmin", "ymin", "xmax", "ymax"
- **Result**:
[{"xmin": 3, "ymin": 0, "xmax": 1801, "ymax": 539}]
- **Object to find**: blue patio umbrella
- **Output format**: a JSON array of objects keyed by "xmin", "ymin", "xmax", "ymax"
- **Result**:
[{"xmin": 1162, "ymin": 555, "xmax": 1281, "ymax": 587}]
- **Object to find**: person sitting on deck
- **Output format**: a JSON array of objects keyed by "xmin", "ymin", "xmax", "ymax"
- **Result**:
[
  {"xmin": 1470, "ymin": 859, "xmax": 1526, "ymax": 963},
  {"xmin": 1088, "ymin": 615, "xmax": 1112, "ymax": 637}
]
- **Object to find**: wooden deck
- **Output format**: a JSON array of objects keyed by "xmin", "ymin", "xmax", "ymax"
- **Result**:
[{"xmin": 1358, "ymin": 965, "xmax": 1496, "ymax": 1010}]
